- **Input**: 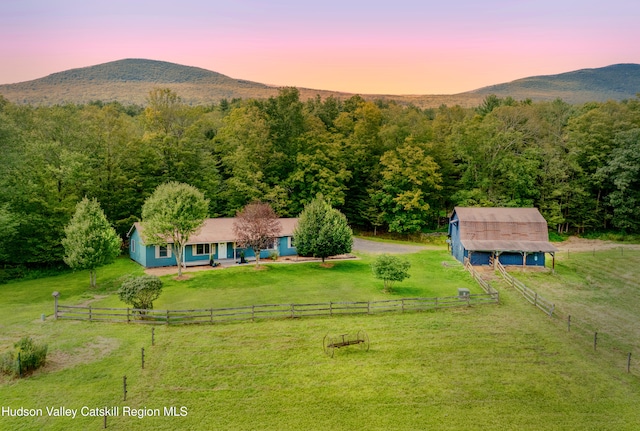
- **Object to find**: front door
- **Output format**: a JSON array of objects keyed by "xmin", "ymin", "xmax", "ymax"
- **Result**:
[{"xmin": 218, "ymin": 242, "xmax": 227, "ymax": 259}]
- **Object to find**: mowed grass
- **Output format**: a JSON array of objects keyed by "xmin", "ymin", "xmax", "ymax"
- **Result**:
[
  {"xmin": 507, "ymin": 248, "xmax": 640, "ymax": 355},
  {"xmin": 89, "ymin": 251, "xmax": 479, "ymax": 310},
  {"xmin": 1, "ymin": 249, "xmax": 640, "ymax": 430}
]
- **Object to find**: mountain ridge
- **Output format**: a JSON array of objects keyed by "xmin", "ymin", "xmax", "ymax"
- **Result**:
[{"xmin": 1, "ymin": 59, "xmax": 638, "ymax": 107}]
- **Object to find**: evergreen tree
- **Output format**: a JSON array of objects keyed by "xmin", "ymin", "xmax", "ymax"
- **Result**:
[
  {"xmin": 62, "ymin": 197, "xmax": 121, "ymax": 287},
  {"xmin": 293, "ymin": 196, "xmax": 352, "ymax": 263}
]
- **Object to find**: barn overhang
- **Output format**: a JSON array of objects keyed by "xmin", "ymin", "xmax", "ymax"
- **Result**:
[{"xmin": 460, "ymin": 240, "xmax": 558, "ymax": 254}]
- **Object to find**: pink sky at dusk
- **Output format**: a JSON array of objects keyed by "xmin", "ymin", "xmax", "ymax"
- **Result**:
[{"xmin": 1, "ymin": 0, "xmax": 639, "ymax": 94}]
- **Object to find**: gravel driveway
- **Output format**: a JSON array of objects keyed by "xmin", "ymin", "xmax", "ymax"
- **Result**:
[{"xmin": 352, "ymin": 237, "xmax": 435, "ymax": 254}]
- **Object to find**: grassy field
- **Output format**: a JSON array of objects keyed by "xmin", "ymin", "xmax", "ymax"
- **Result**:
[
  {"xmin": 506, "ymin": 247, "xmax": 640, "ymax": 362},
  {"xmin": 2, "ymin": 248, "xmax": 640, "ymax": 430}
]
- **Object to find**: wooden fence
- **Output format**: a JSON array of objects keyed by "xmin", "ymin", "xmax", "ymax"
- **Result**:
[
  {"xmin": 464, "ymin": 259, "xmax": 499, "ymax": 296},
  {"xmin": 495, "ymin": 261, "xmax": 555, "ymax": 316},
  {"xmin": 55, "ymin": 294, "xmax": 499, "ymax": 325}
]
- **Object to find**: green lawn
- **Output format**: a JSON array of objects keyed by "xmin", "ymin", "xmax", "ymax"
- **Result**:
[
  {"xmin": 505, "ymin": 247, "xmax": 640, "ymax": 361},
  {"xmin": 1, "ymin": 249, "xmax": 640, "ymax": 430}
]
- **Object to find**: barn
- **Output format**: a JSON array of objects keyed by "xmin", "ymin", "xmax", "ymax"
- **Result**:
[{"xmin": 448, "ymin": 207, "xmax": 558, "ymax": 268}]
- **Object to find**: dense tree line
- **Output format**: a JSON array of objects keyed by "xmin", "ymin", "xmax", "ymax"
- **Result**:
[{"xmin": 1, "ymin": 88, "xmax": 639, "ymax": 267}]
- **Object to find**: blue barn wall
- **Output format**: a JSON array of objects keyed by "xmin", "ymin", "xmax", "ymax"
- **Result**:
[
  {"xmin": 468, "ymin": 251, "xmax": 491, "ymax": 266},
  {"xmin": 449, "ymin": 214, "xmax": 465, "ymax": 263},
  {"xmin": 498, "ymin": 252, "xmax": 545, "ymax": 266}
]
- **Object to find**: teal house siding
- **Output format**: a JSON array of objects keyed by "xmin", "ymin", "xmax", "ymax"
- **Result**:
[
  {"xmin": 237, "ymin": 236, "xmax": 296, "ymax": 259},
  {"xmin": 127, "ymin": 218, "xmax": 298, "ymax": 268},
  {"xmin": 128, "ymin": 227, "xmax": 147, "ymax": 268}
]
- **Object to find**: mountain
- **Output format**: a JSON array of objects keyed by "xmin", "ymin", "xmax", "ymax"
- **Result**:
[
  {"xmin": 468, "ymin": 64, "xmax": 640, "ymax": 104},
  {"xmin": 1, "ymin": 59, "xmax": 639, "ymax": 107}
]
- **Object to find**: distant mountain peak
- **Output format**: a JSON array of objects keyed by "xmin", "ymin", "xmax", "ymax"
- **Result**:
[
  {"xmin": 470, "ymin": 63, "xmax": 640, "ymax": 103},
  {"xmin": 38, "ymin": 58, "xmax": 238, "ymax": 84},
  {"xmin": 1, "ymin": 59, "xmax": 639, "ymax": 107}
]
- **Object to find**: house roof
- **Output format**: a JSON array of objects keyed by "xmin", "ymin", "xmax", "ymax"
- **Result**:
[
  {"xmin": 452, "ymin": 207, "xmax": 558, "ymax": 253},
  {"xmin": 131, "ymin": 218, "xmax": 298, "ymax": 245}
]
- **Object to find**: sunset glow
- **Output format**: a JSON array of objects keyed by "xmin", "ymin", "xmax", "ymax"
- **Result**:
[{"xmin": 1, "ymin": 0, "xmax": 639, "ymax": 94}]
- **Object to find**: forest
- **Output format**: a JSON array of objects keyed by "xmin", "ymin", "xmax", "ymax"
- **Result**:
[{"xmin": 1, "ymin": 87, "xmax": 639, "ymax": 268}]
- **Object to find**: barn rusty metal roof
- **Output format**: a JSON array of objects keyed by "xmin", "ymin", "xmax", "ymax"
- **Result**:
[
  {"xmin": 453, "ymin": 207, "xmax": 548, "ymax": 224},
  {"xmin": 453, "ymin": 207, "xmax": 557, "ymax": 253},
  {"xmin": 131, "ymin": 218, "xmax": 298, "ymax": 245}
]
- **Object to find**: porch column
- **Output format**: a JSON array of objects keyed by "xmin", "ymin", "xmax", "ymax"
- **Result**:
[{"xmin": 522, "ymin": 252, "xmax": 528, "ymax": 268}]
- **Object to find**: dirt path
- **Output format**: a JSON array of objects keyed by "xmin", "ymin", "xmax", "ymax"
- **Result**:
[{"xmin": 554, "ymin": 236, "xmax": 640, "ymax": 252}]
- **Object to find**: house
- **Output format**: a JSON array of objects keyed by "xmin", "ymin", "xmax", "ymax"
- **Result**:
[
  {"xmin": 448, "ymin": 207, "xmax": 558, "ymax": 268},
  {"xmin": 127, "ymin": 218, "xmax": 298, "ymax": 268}
]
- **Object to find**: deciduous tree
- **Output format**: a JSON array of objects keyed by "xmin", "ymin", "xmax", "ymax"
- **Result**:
[
  {"xmin": 233, "ymin": 202, "xmax": 282, "ymax": 268},
  {"xmin": 141, "ymin": 182, "xmax": 209, "ymax": 277}
]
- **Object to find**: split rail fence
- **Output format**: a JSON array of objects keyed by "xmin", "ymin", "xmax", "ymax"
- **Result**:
[
  {"xmin": 55, "ymin": 294, "xmax": 499, "ymax": 325},
  {"xmin": 464, "ymin": 259, "xmax": 499, "ymax": 296},
  {"xmin": 495, "ymin": 261, "xmax": 555, "ymax": 316}
]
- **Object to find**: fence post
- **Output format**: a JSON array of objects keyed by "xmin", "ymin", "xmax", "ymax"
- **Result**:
[
  {"xmin": 127, "ymin": 308, "xmax": 130, "ymax": 323},
  {"xmin": 151, "ymin": 327, "xmax": 155, "ymax": 346},
  {"xmin": 329, "ymin": 301, "xmax": 333, "ymax": 316},
  {"xmin": 123, "ymin": 375, "xmax": 127, "ymax": 401},
  {"xmin": 52, "ymin": 291, "xmax": 60, "ymax": 320},
  {"xmin": 252, "ymin": 305, "xmax": 255, "ymax": 322},
  {"xmin": 290, "ymin": 304, "xmax": 294, "ymax": 319},
  {"xmin": 401, "ymin": 299, "xmax": 405, "ymax": 313},
  {"xmin": 548, "ymin": 304, "xmax": 554, "ymax": 317},
  {"xmin": 534, "ymin": 292, "xmax": 538, "ymax": 307},
  {"xmin": 568, "ymin": 315, "xmax": 571, "ymax": 332},
  {"xmin": 89, "ymin": 305, "xmax": 92, "ymax": 322},
  {"xmin": 368, "ymin": 301, "xmax": 371, "ymax": 314},
  {"xmin": 594, "ymin": 332, "xmax": 598, "ymax": 351},
  {"xmin": 628, "ymin": 353, "xmax": 632, "ymax": 373},
  {"xmin": 141, "ymin": 347, "xmax": 145, "ymax": 369},
  {"xmin": 210, "ymin": 308, "xmax": 214, "ymax": 324},
  {"xmin": 166, "ymin": 310, "xmax": 169, "ymax": 325}
]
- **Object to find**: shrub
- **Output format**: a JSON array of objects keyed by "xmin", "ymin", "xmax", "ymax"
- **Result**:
[
  {"xmin": 118, "ymin": 275, "xmax": 164, "ymax": 313},
  {"xmin": 0, "ymin": 336, "xmax": 48, "ymax": 377},
  {"xmin": 372, "ymin": 254, "xmax": 411, "ymax": 293}
]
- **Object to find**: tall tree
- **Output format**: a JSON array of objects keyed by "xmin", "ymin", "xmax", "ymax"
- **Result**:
[
  {"xmin": 141, "ymin": 182, "xmax": 209, "ymax": 277},
  {"xmin": 293, "ymin": 196, "xmax": 353, "ymax": 263},
  {"xmin": 233, "ymin": 202, "xmax": 282, "ymax": 268},
  {"xmin": 62, "ymin": 197, "xmax": 122, "ymax": 288},
  {"xmin": 597, "ymin": 129, "xmax": 640, "ymax": 232},
  {"xmin": 373, "ymin": 143, "xmax": 442, "ymax": 233}
]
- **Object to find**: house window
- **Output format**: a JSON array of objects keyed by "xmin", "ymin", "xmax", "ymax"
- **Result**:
[
  {"xmin": 194, "ymin": 243, "xmax": 210, "ymax": 256},
  {"xmin": 288, "ymin": 236, "xmax": 295, "ymax": 248},
  {"xmin": 156, "ymin": 245, "xmax": 172, "ymax": 259},
  {"xmin": 269, "ymin": 238, "xmax": 279, "ymax": 250},
  {"xmin": 131, "ymin": 240, "xmax": 135, "ymax": 253}
]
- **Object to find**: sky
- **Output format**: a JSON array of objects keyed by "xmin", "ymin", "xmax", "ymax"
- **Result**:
[{"xmin": 1, "ymin": 0, "xmax": 639, "ymax": 94}]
